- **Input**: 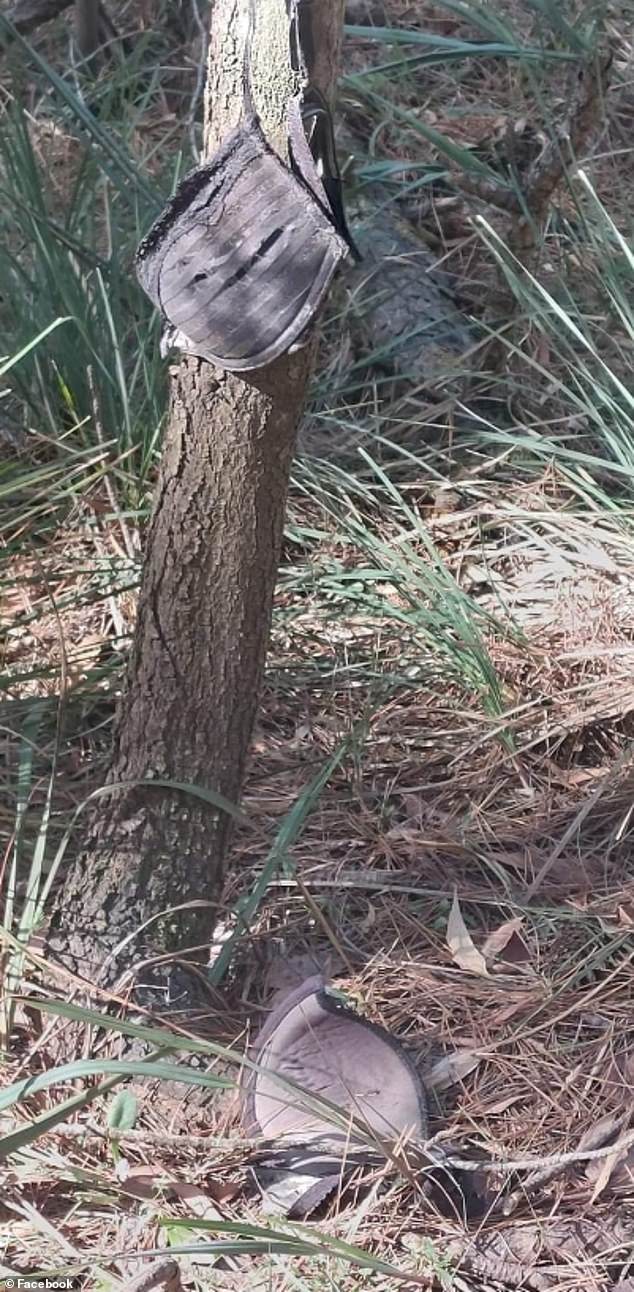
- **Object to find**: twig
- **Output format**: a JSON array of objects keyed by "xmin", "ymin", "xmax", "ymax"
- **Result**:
[
  {"xmin": 49, "ymin": 1122, "xmax": 387, "ymax": 1157},
  {"xmin": 445, "ymin": 49, "xmax": 611, "ymax": 225},
  {"xmin": 50, "ymin": 1122, "xmax": 268, "ymax": 1150},
  {"xmin": 460, "ymin": 45, "xmax": 612, "ymax": 374},
  {"xmin": 47, "ymin": 1120, "xmax": 634, "ymax": 1176},
  {"xmin": 443, "ymin": 1129, "xmax": 634, "ymax": 1175},
  {"xmin": 507, "ymin": 48, "xmax": 612, "ymax": 264}
]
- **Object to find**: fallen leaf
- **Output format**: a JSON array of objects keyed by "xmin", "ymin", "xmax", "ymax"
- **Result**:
[
  {"xmin": 427, "ymin": 1050, "xmax": 481, "ymax": 1091},
  {"xmin": 443, "ymin": 1217, "xmax": 633, "ymax": 1290},
  {"xmin": 480, "ymin": 1094, "xmax": 526, "ymax": 1115},
  {"xmin": 579, "ymin": 1111, "xmax": 626, "ymax": 1152},
  {"xmin": 581, "ymin": 1112, "xmax": 634, "ymax": 1200},
  {"xmin": 116, "ymin": 1163, "xmax": 173, "ymax": 1198},
  {"xmin": 499, "ymin": 933, "xmax": 532, "ymax": 966},
  {"xmin": 624, "ymin": 1053, "xmax": 634, "ymax": 1087},
  {"xmin": 589, "ymin": 1143, "xmax": 626, "ymax": 1202},
  {"xmin": 168, "ymin": 1182, "xmax": 224, "ymax": 1216},
  {"xmin": 482, "ymin": 918, "xmax": 530, "ymax": 966},
  {"xmin": 447, "ymin": 892, "xmax": 489, "ymax": 977},
  {"xmin": 559, "ymin": 767, "xmax": 608, "ymax": 786}
]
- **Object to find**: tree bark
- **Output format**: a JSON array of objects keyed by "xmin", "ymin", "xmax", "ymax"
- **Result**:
[
  {"xmin": 74, "ymin": 0, "xmax": 101, "ymax": 68},
  {"xmin": 47, "ymin": 0, "xmax": 346, "ymax": 1003}
]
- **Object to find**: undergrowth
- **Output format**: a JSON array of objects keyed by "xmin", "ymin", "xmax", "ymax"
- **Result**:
[{"xmin": 1, "ymin": 0, "xmax": 634, "ymax": 1286}]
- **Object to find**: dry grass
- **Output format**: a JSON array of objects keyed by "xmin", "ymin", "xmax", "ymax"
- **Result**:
[
  {"xmin": 7, "ymin": 475, "xmax": 634, "ymax": 1282},
  {"xmin": 4, "ymin": 871, "xmax": 634, "ymax": 1285}
]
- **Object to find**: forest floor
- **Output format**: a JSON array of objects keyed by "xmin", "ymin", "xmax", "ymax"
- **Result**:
[{"xmin": 2, "ymin": 0, "xmax": 634, "ymax": 1287}]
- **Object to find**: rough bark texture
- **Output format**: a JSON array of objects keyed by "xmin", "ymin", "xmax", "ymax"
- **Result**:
[
  {"xmin": 47, "ymin": 0, "xmax": 346, "ymax": 1002},
  {"xmin": 74, "ymin": 0, "xmax": 100, "ymax": 65}
]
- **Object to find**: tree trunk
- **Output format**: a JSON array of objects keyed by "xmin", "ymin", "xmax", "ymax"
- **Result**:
[
  {"xmin": 75, "ymin": 0, "xmax": 100, "ymax": 68},
  {"xmin": 47, "ymin": 0, "xmax": 346, "ymax": 1004}
]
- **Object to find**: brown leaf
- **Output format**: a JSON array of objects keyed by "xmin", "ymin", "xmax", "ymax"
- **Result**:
[
  {"xmin": 116, "ymin": 1163, "xmax": 173, "ymax": 1199},
  {"xmin": 170, "ymin": 1178, "xmax": 240, "ymax": 1206},
  {"xmin": 579, "ymin": 1111, "xmax": 626, "ymax": 1153},
  {"xmin": 589, "ymin": 1144, "xmax": 625, "ymax": 1201},
  {"xmin": 168, "ymin": 1181, "xmax": 223, "ymax": 1216},
  {"xmin": 482, "ymin": 918, "xmax": 530, "ymax": 966},
  {"xmin": 587, "ymin": 1144, "xmax": 634, "ymax": 1194},
  {"xmin": 447, "ymin": 892, "xmax": 488, "ymax": 977},
  {"xmin": 426, "ymin": 1050, "xmax": 481, "ymax": 1091},
  {"xmin": 442, "ymin": 1217, "xmax": 634, "ymax": 1290},
  {"xmin": 481, "ymin": 1094, "xmax": 526, "ymax": 1115},
  {"xmin": 581, "ymin": 1110, "xmax": 634, "ymax": 1199}
]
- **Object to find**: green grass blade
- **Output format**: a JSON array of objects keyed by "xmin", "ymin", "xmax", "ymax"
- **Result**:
[{"xmin": 208, "ymin": 737, "xmax": 352, "ymax": 985}]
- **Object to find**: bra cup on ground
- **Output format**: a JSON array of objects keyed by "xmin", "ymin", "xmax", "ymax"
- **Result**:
[{"xmin": 241, "ymin": 976, "xmax": 428, "ymax": 1143}]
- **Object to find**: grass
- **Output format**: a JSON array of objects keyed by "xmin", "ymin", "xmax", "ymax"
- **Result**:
[{"xmin": 2, "ymin": 0, "xmax": 634, "ymax": 1285}]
